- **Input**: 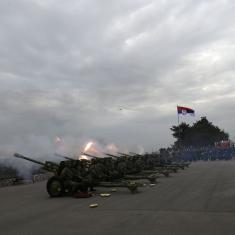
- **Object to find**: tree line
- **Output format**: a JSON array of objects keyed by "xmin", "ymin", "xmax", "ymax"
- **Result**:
[{"xmin": 171, "ymin": 116, "xmax": 229, "ymax": 148}]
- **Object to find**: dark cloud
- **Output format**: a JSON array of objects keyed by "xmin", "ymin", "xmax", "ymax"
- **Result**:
[{"xmin": 0, "ymin": 0, "xmax": 234, "ymax": 157}]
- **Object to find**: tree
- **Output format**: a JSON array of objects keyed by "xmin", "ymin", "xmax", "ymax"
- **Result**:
[
  {"xmin": 170, "ymin": 123, "xmax": 191, "ymax": 147},
  {"xmin": 171, "ymin": 117, "xmax": 229, "ymax": 148}
]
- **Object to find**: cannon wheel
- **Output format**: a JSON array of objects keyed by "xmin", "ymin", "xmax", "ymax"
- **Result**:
[
  {"xmin": 47, "ymin": 176, "xmax": 65, "ymax": 197},
  {"xmin": 163, "ymin": 172, "xmax": 170, "ymax": 177},
  {"xmin": 148, "ymin": 176, "xmax": 157, "ymax": 183},
  {"xmin": 127, "ymin": 183, "xmax": 138, "ymax": 194}
]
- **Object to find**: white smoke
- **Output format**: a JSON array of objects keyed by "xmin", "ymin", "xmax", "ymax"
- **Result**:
[
  {"xmin": 0, "ymin": 134, "xmax": 147, "ymax": 180},
  {"xmin": 0, "ymin": 149, "xmax": 38, "ymax": 179}
]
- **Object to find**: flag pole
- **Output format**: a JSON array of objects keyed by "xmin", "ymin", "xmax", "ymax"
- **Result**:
[
  {"xmin": 177, "ymin": 110, "xmax": 180, "ymax": 126},
  {"xmin": 177, "ymin": 105, "xmax": 181, "ymax": 149},
  {"xmin": 177, "ymin": 105, "xmax": 180, "ymax": 126}
]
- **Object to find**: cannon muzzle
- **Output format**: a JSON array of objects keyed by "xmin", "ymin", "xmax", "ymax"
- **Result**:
[
  {"xmin": 14, "ymin": 153, "xmax": 45, "ymax": 166},
  {"xmin": 14, "ymin": 153, "xmax": 59, "ymax": 174},
  {"xmin": 129, "ymin": 152, "xmax": 142, "ymax": 156},
  {"xmin": 117, "ymin": 152, "xmax": 131, "ymax": 157},
  {"xmin": 104, "ymin": 153, "xmax": 119, "ymax": 158},
  {"xmin": 81, "ymin": 152, "xmax": 99, "ymax": 159},
  {"xmin": 54, "ymin": 153, "xmax": 74, "ymax": 161}
]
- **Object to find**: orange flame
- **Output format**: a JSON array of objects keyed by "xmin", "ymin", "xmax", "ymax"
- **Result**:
[
  {"xmin": 84, "ymin": 142, "xmax": 93, "ymax": 152},
  {"xmin": 79, "ymin": 155, "xmax": 88, "ymax": 160}
]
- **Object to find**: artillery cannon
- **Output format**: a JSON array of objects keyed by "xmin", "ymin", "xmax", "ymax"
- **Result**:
[
  {"xmin": 98, "ymin": 181, "xmax": 141, "ymax": 193},
  {"xmin": 129, "ymin": 152, "xmax": 143, "ymax": 157},
  {"xmin": 103, "ymin": 153, "xmax": 159, "ymax": 183},
  {"xmin": 14, "ymin": 153, "xmax": 59, "ymax": 174},
  {"xmin": 117, "ymin": 152, "xmax": 132, "ymax": 157},
  {"xmin": 117, "ymin": 152, "xmax": 169, "ymax": 177},
  {"xmin": 14, "ymin": 153, "xmax": 141, "ymax": 196},
  {"xmin": 141, "ymin": 169, "xmax": 170, "ymax": 177},
  {"xmin": 13, "ymin": 151, "xmax": 190, "ymax": 197},
  {"xmin": 14, "ymin": 153, "xmax": 88, "ymax": 197},
  {"xmin": 160, "ymin": 161, "xmax": 187, "ymax": 171},
  {"xmin": 54, "ymin": 153, "xmax": 75, "ymax": 161},
  {"xmin": 104, "ymin": 153, "xmax": 120, "ymax": 159},
  {"xmin": 123, "ymin": 174, "xmax": 157, "ymax": 183},
  {"xmin": 82, "ymin": 153, "xmax": 143, "ymax": 193}
]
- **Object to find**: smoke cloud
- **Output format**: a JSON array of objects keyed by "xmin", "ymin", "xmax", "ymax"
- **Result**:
[{"xmin": 0, "ymin": 0, "xmax": 234, "ymax": 175}]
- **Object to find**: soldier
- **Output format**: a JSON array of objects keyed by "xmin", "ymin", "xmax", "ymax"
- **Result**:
[
  {"xmin": 115, "ymin": 158, "xmax": 127, "ymax": 177},
  {"xmin": 86, "ymin": 158, "xmax": 106, "ymax": 191},
  {"xmin": 59, "ymin": 160, "xmax": 88, "ymax": 194},
  {"xmin": 135, "ymin": 156, "xmax": 143, "ymax": 172}
]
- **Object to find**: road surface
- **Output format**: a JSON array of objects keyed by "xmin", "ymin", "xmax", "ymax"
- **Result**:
[{"xmin": 1, "ymin": 161, "xmax": 235, "ymax": 235}]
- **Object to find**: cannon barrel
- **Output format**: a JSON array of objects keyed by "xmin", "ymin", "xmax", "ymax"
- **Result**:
[
  {"xmin": 104, "ymin": 153, "xmax": 119, "ymax": 158},
  {"xmin": 14, "ymin": 153, "xmax": 45, "ymax": 166},
  {"xmin": 14, "ymin": 153, "xmax": 59, "ymax": 174},
  {"xmin": 54, "ymin": 153, "xmax": 74, "ymax": 161},
  {"xmin": 129, "ymin": 152, "xmax": 142, "ymax": 156},
  {"xmin": 117, "ymin": 152, "xmax": 132, "ymax": 157},
  {"xmin": 81, "ymin": 152, "xmax": 99, "ymax": 159}
]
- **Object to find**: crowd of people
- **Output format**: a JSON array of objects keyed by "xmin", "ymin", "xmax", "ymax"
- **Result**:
[{"xmin": 176, "ymin": 146, "xmax": 235, "ymax": 161}]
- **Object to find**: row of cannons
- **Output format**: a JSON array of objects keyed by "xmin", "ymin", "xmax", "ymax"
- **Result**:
[{"xmin": 14, "ymin": 152, "xmax": 190, "ymax": 197}]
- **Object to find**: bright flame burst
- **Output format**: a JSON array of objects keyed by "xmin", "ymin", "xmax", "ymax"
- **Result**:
[
  {"xmin": 79, "ymin": 155, "xmax": 88, "ymax": 160},
  {"xmin": 84, "ymin": 142, "xmax": 93, "ymax": 152},
  {"xmin": 79, "ymin": 141, "xmax": 94, "ymax": 160}
]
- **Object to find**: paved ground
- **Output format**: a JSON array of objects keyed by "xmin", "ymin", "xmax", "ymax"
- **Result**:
[{"xmin": 1, "ymin": 161, "xmax": 235, "ymax": 235}]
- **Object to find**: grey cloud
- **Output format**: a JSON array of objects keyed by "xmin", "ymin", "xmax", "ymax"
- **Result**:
[{"xmin": 0, "ymin": 0, "xmax": 234, "ymax": 160}]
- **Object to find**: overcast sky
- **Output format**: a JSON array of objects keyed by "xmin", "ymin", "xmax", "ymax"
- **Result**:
[{"xmin": 0, "ymin": 0, "xmax": 235, "ymax": 157}]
